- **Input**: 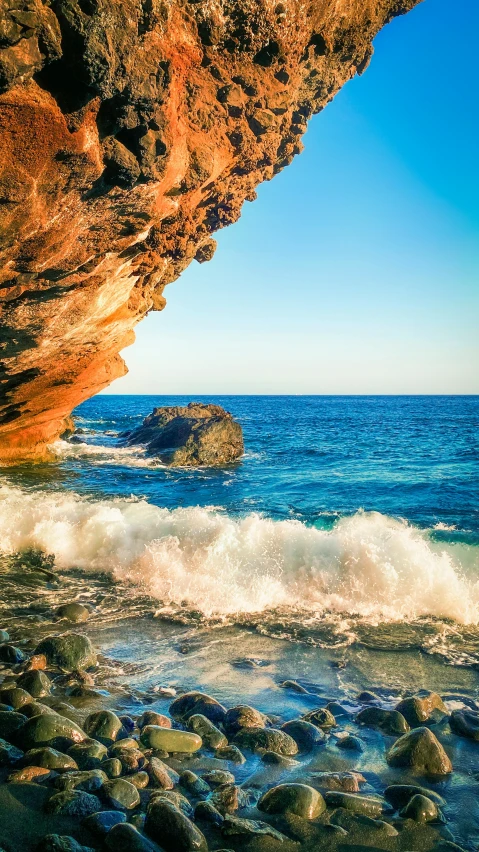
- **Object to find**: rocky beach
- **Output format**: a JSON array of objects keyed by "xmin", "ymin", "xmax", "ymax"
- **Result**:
[{"xmin": 0, "ymin": 610, "xmax": 475, "ymax": 852}]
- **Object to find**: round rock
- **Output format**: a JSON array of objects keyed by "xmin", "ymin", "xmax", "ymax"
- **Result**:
[
  {"xmin": 386, "ymin": 727, "xmax": 452, "ymax": 776},
  {"xmin": 233, "ymin": 726, "xmax": 298, "ymax": 756},
  {"xmin": 34, "ymin": 634, "xmax": 96, "ymax": 671},
  {"xmin": 140, "ymin": 726, "xmax": 202, "ymax": 753},
  {"xmin": 259, "ymin": 783, "xmax": 326, "ymax": 819}
]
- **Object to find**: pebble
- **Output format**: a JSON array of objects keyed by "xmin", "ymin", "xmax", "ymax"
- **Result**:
[
  {"xmin": 302, "ymin": 707, "xmax": 336, "ymax": 728},
  {"xmin": 187, "ymin": 713, "xmax": 228, "ymax": 749},
  {"xmin": 233, "ymin": 726, "xmax": 298, "ymax": 755},
  {"xmin": 17, "ymin": 669, "xmax": 51, "ymax": 697},
  {"xmin": 34, "ymin": 634, "xmax": 97, "ymax": 671},
  {"xmin": 400, "ymin": 793, "xmax": 440, "ymax": 823},
  {"xmin": 105, "ymin": 822, "xmax": 161, "ymax": 851},
  {"xmin": 259, "ymin": 783, "xmax": 326, "ymax": 818},
  {"xmin": 140, "ymin": 725, "xmax": 202, "ymax": 753},
  {"xmin": 67, "ymin": 738, "xmax": 108, "ymax": 769},
  {"xmin": 169, "ymin": 691, "xmax": 226, "ymax": 724},
  {"xmin": 103, "ymin": 778, "xmax": 141, "ymax": 810},
  {"xmin": 356, "ymin": 706, "xmax": 410, "ymax": 735},
  {"xmin": 281, "ymin": 719, "xmax": 326, "ymax": 751}
]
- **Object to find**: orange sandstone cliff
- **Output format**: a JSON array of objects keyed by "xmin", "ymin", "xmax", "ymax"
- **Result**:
[{"xmin": 0, "ymin": 0, "xmax": 420, "ymax": 462}]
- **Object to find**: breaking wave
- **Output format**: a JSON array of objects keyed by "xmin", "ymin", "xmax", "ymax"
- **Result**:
[{"xmin": 0, "ymin": 484, "xmax": 478, "ymax": 624}]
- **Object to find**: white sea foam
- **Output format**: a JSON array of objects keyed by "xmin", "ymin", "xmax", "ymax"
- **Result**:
[
  {"xmin": 0, "ymin": 484, "xmax": 478, "ymax": 623},
  {"xmin": 50, "ymin": 439, "xmax": 164, "ymax": 469}
]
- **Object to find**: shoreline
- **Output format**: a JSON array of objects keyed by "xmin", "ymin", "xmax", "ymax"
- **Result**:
[{"xmin": 1, "ymin": 599, "xmax": 478, "ymax": 852}]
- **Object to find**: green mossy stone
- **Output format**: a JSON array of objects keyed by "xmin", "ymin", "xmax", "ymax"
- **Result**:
[
  {"xmin": 356, "ymin": 706, "xmax": 410, "ymax": 735},
  {"xmin": 302, "ymin": 708, "xmax": 336, "ymax": 729},
  {"xmin": 169, "ymin": 691, "xmax": 226, "ymax": 724},
  {"xmin": 187, "ymin": 713, "xmax": 228, "ymax": 749},
  {"xmin": 396, "ymin": 692, "xmax": 448, "ymax": 728},
  {"xmin": 21, "ymin": 747, "xmax": 78, "ymax": 772},
  {"xmin": 259, "ymin": 783, "xmax": 326, "ymax": 819},
  {"xmin": 102, "ymin": 757, "xmax": 123, "ymax": 778},
  {"xmin": 35, "ymin": 634, "xmax": 96, "ymax": 672},
  {"xmin": 0, "ymin": 687, "xmax": 33, "ymax": 709},
  {"xmin": 140, "ymin": 726, "xmax": 202, "ymax": 753},
  {"xmin": 17, "ymin": 713, "xmax": 87, "ymax": 751},
  {"xmin": 83, "ymin": 710, "xmax": 122, "ymax": 746},
  {"xmin": 386, "ymin": 727, "xmax": 453, "ymax": 776},
  {"xmin": 17, "ymin": 670, "xmax": 52, "ymax": 698},
  {"xmin": 233, "ymin": 726, "xmax": 298, "ymax": 756},
  {"xmin": 103, "ymin": 778, "xmax": 141, "ymax": 810},
  {"xmin": 56, "ymin": 603, "xmax": 90, "ymax": 623},
  {"xmin": 67, "ymin": 738, "xmax": 108, "ymax": 769},
  {"xmin": 400, "ymin": 793, "xmax": 440, "ymax": 823}
]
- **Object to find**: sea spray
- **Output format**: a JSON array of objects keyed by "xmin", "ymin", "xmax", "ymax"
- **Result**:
[{"xmin": 0, "ymin": 484, "xmax": 478, "ymax": 624}]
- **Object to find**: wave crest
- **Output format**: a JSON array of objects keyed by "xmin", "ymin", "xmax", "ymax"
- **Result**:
[{"xmin": 0, "ymin": 485, "xmax": 477, "ymax": 624}]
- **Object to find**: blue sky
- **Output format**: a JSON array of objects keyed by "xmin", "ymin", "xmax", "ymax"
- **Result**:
[{"xmin": 107, "ymin": 0, "xmax": 479, "ymax": 395}]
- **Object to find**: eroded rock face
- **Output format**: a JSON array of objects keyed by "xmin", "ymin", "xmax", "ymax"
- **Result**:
[
  {"xmin": 0, "ymin": 0, "xmax": 420, "ymax": 462},
  {"xmin": 123, "ymin": 402, "xmax": 243, "ymax": 465}
]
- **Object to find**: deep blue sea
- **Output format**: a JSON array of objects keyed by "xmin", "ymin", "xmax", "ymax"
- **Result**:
[{"xmin": 0, "ymin": 396, "xmax": 479, "ymax": 847}]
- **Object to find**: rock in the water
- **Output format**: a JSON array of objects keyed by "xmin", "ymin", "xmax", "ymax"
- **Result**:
[
  {"xmin": 356, "ymin": 706, "xmax": 409, "ymax": 735},
  {"xmin": 187, "ymin": 714, "xmax": 228, "ymax": 749},
  {"xmin": 140, "ymin": 726, "xmax": 202, "ymax": 753},
  {"xmin": 395, "ymin": 692, "xmax": 448, "ymax": 727},
  {"xmin": 201, "ymin": 770, "xmax": 235, "ymax": 787},
  {"xmin": 450, "ymin": 708, "xmax": 479, "ymax": 741},
  {"xmin": 215, "ymin": 745, "xmax": 246, "ymax": 763},
  {"xmin": 180, "ymin": 770, "xmax": 211, "ymax": 798},
  {"xmin": 386, "ymin": 727, "xmax": 452, "ymax": 776},
  {"xmin": 46, "ymin": 790, "xmax": 101, "ymax": 817},
  {"xmin": 17, "ymin": 670, "xmax": 52, "ymax": 698},
  {"xmin": 384, "ymin": 784, "xmax": 446, "ymax": 809},
  {"xmin": 302, "ymin": 708, "xmax": 336, "ymax": 729},
  {"xmin": 169, "ymin": 691, "xmax": 226, "ymax": 723},
  {"xmin": 34, "ymin": 634, "xmax": 96, "ymax": 671},
  {"xmin": 56, "ymin": 603, "xmax": 90, "ymax": 623},
  {"xmin": 83, "ymin": 710, "xmax": 122, "ymax": 746},
  {"xmin": 17, "ymin": 714, "xmax": 87, "ymax": 751},
  {"xmin": 259, "ymin": 783, "xmax": 326, "ymax": 818},
  {"xmin": 281, "ymin": 719, "xmax": 325, "ymax": 751},
  {"xmin": 145, "ymin": 799, "xmax": 208, "ymax": 851},
  {"xmin": 324, "ymin": 792, "xmax": 385, "ymax": 817},
  {"xmin": 103, "ymin": 778, "xmax": 141, "ymax": 810},
  {"xmin": 224, "ymin": 705, "xmax": 266, "ymax": 735},
  {"xmin": 400, "ymin": 793, "xmax": 440, "ymax": 823},
  {"xmin": 124, "ymin": 403, "xmax": 243, "ymax": 467},
  {"xmin": 233, "ymin": 726, "xmax": 298, "ymax": 755},
  {"xmin": 137, "ymin": 711, "xmax": 171, "ymax": 729},
  {"xmin": 337, "ymin": 734, "xmax": 364, "ymax": 751}
]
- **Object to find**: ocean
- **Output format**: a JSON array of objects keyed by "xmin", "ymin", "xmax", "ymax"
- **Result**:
[
  {"xmin": 1, "ymin": 395, "xmax": 479, "ymax": 847},
  {"xmin": 1, "ymin": 394, "xmax": 478, "ymax": 661}
]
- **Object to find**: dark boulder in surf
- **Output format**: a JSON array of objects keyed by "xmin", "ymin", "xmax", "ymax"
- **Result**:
[{"xmin": 122, "ymin": 403, "xmax": 243, "ymax": 467}]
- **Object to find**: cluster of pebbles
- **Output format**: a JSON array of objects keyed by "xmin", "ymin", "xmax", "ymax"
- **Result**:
[{"xmin": 0, "ymin": 606, "xmax": 477, "ymax": 852}]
